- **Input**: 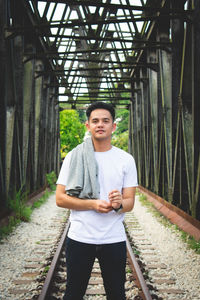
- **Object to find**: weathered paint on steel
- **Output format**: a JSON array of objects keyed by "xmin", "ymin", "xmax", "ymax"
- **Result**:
[
  {"xmin": 159, "ymin": 49, "xmax": 173, "ymax": 201},
  {"xmin": 5, "ymin": 107, "xmax": 15, "ymax": 195},
  {"xmin": 148, "ymin": 66, "xmax": 159, "ymax": 193},
  {"xmin": 140, "ymin": 68, "xmax": 150, "ymax": 188},
  {"xmin": 23, "ymin": 60, "xmax": 33, "ymax": 182},
  {"xmin": 0, "ymin": 0, "xmax": 200, "ymax": 222},
  {"xmin": 129, "ymin": 1, "xmax": 200, "ymax": 220},
  {"xmin": 34, "ymin": 61, "xmax": 43, "ymax": 188}
]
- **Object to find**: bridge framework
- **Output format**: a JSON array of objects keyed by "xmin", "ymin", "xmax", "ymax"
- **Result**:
[{"xmin": 0, "ymin": 0, "xmax": 200, "ymax": 221}]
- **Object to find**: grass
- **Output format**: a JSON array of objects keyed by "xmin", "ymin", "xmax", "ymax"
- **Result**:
[
  {"xmin": 126, "ymin": 267, "xmax": 132, "ymax": 273},
  {"xmin": 133, "ymin": 248, "xmax": 140, "ymax": 256},
  {"xmin": 32, "ymin": 190, "xmax": 52, "ymax": 209},
  {"xmin": 0, "ymin": 216, "xmax": 21, "ymax": 239},
  {"xmin": 137, "ymin": 192, "xmax": 200, "ymax": 254},
  {"xmin": 0, "ymin": 172, "xmax": 57, "ymax": 241},
  {"xmin": 46, "ymin": 171, "xmax": 57, "ymax": 191},
  {"xmin": 42, "ymin": 265, "xmax": 50, "ymax": 275},
  {"xmin": 9, "ymin": 189, "xmax": 32, "ymax": 222}
]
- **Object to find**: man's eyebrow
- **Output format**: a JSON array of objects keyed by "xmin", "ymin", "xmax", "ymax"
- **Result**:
[{"xmin": 91, "ymin": 117, "xmax": 111, "ymax": 121}]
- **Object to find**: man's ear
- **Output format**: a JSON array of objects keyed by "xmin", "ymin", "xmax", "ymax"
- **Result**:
[
  {"xmin": 85, "ymin": 120, "xmax": 90, "ymax": 131},
  {"xmin": 112, "ymin": 122, "xmax": 117, "ymax": 133}
]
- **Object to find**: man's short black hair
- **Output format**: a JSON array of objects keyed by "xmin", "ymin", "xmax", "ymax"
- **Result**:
[{"xmin": 86, "ymin": 101, "xmax": 115, "ymax": 121}]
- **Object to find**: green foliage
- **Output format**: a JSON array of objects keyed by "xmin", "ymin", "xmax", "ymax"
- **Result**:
[
  {"xmin": 32, "ymin": 190, "xmax": 52, "ymax": 209},
  {"xmin": 111, "ymin": 108, "xmax": 129, "ymax": 152},
  {"xmin": 112, "ymin": 131, "xmax": 129, "ymax": 152},
  {"xmin": 138, "ymin": 193, "xmax": 200, "ymax": 254},
  {"xmin": 180, "ymin": 232, "xmax": 200, "ymax": 254},
  {"xmin": 0, "ymin": 189, "xmax": 33, "ymax": 240},
  {"xmin": 0, "ymin": 187, "xmax": 53, "ymax": 241},
  {"xmin": 126, "ymin": 267, "xmax": 132, "ymax": 273},
  {"xmin": 20, "ymin": 206, "xmax": 32, "ymax": 222},
  {"xmin": 9, "ymin": 189, "xmax": 32, "ymax": 222},
  {"xmin": 77, "ymin": 109, "xmax": 87, "ymax": 123},
  {"xmin": 42, "ymin": 265, "xmax": 50, "ymax": 275},
  {"xmin": 0, "ymin": 216, "xmax": 20, "ymax": 240},
  {"xmin": 114, "ymin": 108, "xmax": 129, "ymax": 136},
  {"xmin": 60, "ymin": 110, "xmax": 86, "ymax": 158},
  {"xmin": 46, "ymin": 171, "xmax": 57, "ymax": 191}
]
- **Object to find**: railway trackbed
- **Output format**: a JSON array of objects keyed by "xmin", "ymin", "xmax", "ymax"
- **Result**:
[
  {"xmin": 35, "ymin": 211, "xmax": 188, "ymax": 300},
  {"xmin": 36, "ymin": 220, "xmax": 153, "ymax": 300},
  {"xmin": 6, "ymin": 196, "xmax": 192, "ymax": 300}
]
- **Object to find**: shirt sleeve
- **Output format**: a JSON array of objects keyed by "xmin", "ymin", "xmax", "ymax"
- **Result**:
[
  {"xmin": 56, "ymin": 151, "xmax": 72, "ymax": 186},
  {"xmin": 123, "ymin": 155, "xmax": 138, "ymax": 188}
]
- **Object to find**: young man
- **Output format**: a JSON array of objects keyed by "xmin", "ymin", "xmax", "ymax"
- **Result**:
[{"xmin": 56, "ymin": 101, "xmax": 138, "ymax": 300}]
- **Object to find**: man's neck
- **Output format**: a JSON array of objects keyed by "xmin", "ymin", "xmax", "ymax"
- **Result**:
[{"xmin": 92, "ymin": 137, "xmax": 112, "ymax": 152}]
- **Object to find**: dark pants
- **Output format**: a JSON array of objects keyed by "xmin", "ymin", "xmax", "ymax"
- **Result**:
[{"xmin": 63, "ymin": 237, "xmax": 127, "ymax": 300}]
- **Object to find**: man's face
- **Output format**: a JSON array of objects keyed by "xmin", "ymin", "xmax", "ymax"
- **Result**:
[{"xmin": 86, "ymin": 109, "xmax": 116, "ymax": 140}]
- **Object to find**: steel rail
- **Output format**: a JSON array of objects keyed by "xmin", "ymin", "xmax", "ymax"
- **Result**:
[
  {"xmin": 38, "ymin": 221, "xmax": 70, "ymax": 300},
  {"xmin": 38, "ymin": 220, "xmax": 152, "ymax": 300},
  {"xmin": 126, "ymin": 237, "xmax": 152, "ymax": 300}
]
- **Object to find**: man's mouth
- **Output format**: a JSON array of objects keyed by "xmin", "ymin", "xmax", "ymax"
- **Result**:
[{"xmin": 96, "ymin": 130, "xmax": 104, "ymax": 133}]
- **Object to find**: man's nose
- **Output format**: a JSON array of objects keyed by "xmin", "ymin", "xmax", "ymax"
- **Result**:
[{"xmin": 97, "ymin": 121, "xmax": 104, "ymax": 126}]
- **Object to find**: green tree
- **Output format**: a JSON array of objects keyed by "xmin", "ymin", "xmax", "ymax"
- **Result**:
[
  {"xmin": 112, "ymin": 108, "xmax": 129, "ymax": 152},
  {"xmin": 114, "ymin": 108, "xmax": 129, "ymax": 136},
  {"xmin": 112, "ymin": 131, "xmax": 129, "ymax": 152},
  {"xmin": 60, "ymin": 110, "xmax": 86, "ymax": 158}
]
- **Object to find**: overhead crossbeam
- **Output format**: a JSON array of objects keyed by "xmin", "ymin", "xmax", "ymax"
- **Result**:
[{"xmin": 17, "ymin": 0, "xmax": 193, "ymax": 106}]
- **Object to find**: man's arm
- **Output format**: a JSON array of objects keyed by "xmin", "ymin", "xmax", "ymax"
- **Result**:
[
  {"xmin": 109, "ymin": 187, "xmax": 136, "ymax": 212},
  {"xmin": 56, "ymin": 184, "xmax": 112, "ymax": 213}
]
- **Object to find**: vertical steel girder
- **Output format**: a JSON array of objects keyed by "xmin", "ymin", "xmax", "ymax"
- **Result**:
[
  {"xmin": 178, "ymin": 4, "xmax": 199, "ymax": 217},
  {"xmin": 140, "ymin": 69, "xmax": 150, "ymax": 188},
  {"xmin": 193, "ymin": 0, "xmax": 200, "ymax": 218},
  {"xmin": 158, "ymin": 48, "xmax": 172, "ymax": 201},
  {"xmin": 5, "ymin": 34, "xmax": 24, "ymax": 196},
  {"xmin": 5, "ymin": 107, "xmax": 15, "ymax": 195},
  {"xmin": 0, "ymin": 1, "xmax": 60, "ymax": 213},
  {"xmin": 148, "ymin": 51, "xmax": 159, "ymax": 194},
  {"xmin": 23, "ymin": 60, "xmax": 34, "ymax": 184},
  {"xmin": 130, "ymin": 0, "xmax": 200, "ymax": 220},
  {"xmin": 34, "ymin": 61, "xmax": 43, "ymax": 189},
  {"xmin": 0, "ymin": 0, "xmax": 200, "ymax": 223}
]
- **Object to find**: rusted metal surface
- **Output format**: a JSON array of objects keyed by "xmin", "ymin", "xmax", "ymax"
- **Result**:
[
  {"xmin": 130, "ymin": 1, "xmax": 200, "ymax": 221},
  {"xmin": 0, "ymin": 0, "xmax": 199, "ymax": 224},
  {"xmin": 138, "ymin": 186, "xmax": 200, "ymax": 241},
  {"xmin": 0, "ymin": 1, "xmax": 60, "ymax": 215},
  {"xmin": 38, "ymin": 225, "xmax": 152, "ymax": 300},
  {"xmin": 126, "ymin": 237, "xmax": 152, "ymax": 300},
  {"xmin": 38, "ymin": 221, "xmax": 70, "ymax": 300}
]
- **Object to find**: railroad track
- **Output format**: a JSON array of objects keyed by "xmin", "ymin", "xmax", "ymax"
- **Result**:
[
  {"xmin": 124, "ymin": 212, "xmax": 186, "ymax": 300},
  {"xmin": 6, "ymin": 194, "xmax": 190, "ymax": 299},
  {"xmin": 4, "ymin": 210, "xmax": 68, "ymax": 300},
  {"xmin": 36, "ymin": 221, "xmax": 153, "ymax": 300},
  {"xmin": 35, "ymin": 211, "xmax": 188, "ymax": 300}
]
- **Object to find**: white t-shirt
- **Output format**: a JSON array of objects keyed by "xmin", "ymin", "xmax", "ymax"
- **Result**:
[{"xmin": 57, "ymin": 146, "xmax": 138, "ymax": 244}]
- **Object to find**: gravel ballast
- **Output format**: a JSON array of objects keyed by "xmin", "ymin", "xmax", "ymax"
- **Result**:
[
  {"xmin": 131, "ymin": 197, "xmax": 200, "ymax": 300},
  {"xmin": 0, "ymin": 193, "xmax": 67, "ymax": 299},
  {"xmin": 0, "ymin": 193, "xmax": 199, "ymax": 300}
]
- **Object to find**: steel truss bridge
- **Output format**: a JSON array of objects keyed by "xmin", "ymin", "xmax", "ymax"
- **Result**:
[{"xmin": 0, "ymin": 0, "xmax": 200, "ymax": 221}]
